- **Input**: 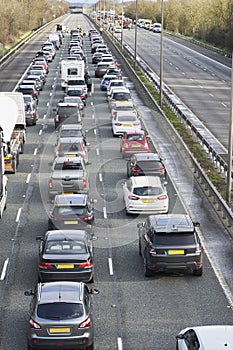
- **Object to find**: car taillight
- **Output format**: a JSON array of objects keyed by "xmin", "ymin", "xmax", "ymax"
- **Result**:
[
  {"xmin": 39, "ymin": 262, "xmax": 53, "ymax": 269},
  {"xmin": 115, "ymin": 123, "xmax": 122, "ymax": 126},
  {"xmin": 101, "ymin": 80, "xmax": 105, "ymax": 84},
  {"xmin": 83, "ymin": 179, "xmax": 87, "ymax": 189},
  {"xmin": 79, "ymin": 317, "xmax": 91, "ymax": 329},
  {"xmin": 133, "ymin": 122, "xmax": 140, "ymax": 126},
  {"xmin": 79, "ymin": 261, "xmax": 93, "ymax": 268},
  {"xmin": 29, "ymin": 318, "xmax": 41, "ymax": 329},
  {"xmin": 128, "ymin": 195, "xmax": 139, "ymax": 200},
  {"xmin": 195, "ymin": 245, "xmax": 201, "ymax": 253},
  {"xmin": 32, "ymin": 92, "xmax": 37, "ymax": 97},
  {"xmin": 157, "ymin": 194, "xmax": 167, "ymax": 200},
  {"xmin": 48, "ymin": 179, "xmax": 52, "ymax": 190},
  {"xmin": 132, "ymin": 167, "xmax": 141, "ymax": 171},
  {"xmin": 80, "ymin": 213, "xmax": 93, "ymax": 221},
  {"xmin": 55, "ymin": 114, "xmax": 59, "ymax": 122}
]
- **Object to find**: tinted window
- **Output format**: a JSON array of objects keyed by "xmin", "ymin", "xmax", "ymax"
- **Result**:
[
  {"xmin": 54, "ymin": 162, "xmax": 83, "ymax": 170},
  {"xmin": 37, "ymin": 303, "xmax": 84, "ymax": 319},
  {"xmin": 127, "ymin": 134, "xmax": 144, "ymax": 141},
  {"xmin": 153, "ymin": 233, "xmax": 196, "ymax": 245},
  {"xmin": 58, "ymin": 107, "xmax": 78, "ymax": 117},
  {"xmin": 45, "ymin": 240, "xmax": 87, "ymax": 254},
  {"xmin": 59, "ymin": 143, "xmax": 82, "ymax": 153},
  {"xmin": 133, "ymin": 186, "xmax": 162, "ymax": 196},
  {"xmin": 137, "ymin": 161, "xmax": 164, "ymax": 169},
  {"xmin": 114, "ymin": 92, "xmax": 130, "ymax": 100},
  {"xmin": 118, "ymin": 115, "xmax": 137, "ymax": 122},
  {"xmin": 54, "ymin": 206, "xmax": 89, "ymax": 217},
  {"xmin": 60, "ymin": 130, "xmax": 83, "ymax": 138}
]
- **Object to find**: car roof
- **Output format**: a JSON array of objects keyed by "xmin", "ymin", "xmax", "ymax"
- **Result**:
[
  {"xmin": 58, "ymin": 136, "xmax": 84, "ymax": 143},
  {"xmin": 115, "ymin": 111, "xmax": 138, "ymax": 118},
  {"xmin": 54, "ymin": 194, "xmax": 88, "ymax": 206},
  {"xmin": 183, "ymin": 325, "xmax": 233, "ymax": 348},
  {"xmin": 53, "ymin": 155, "xmax": 83, "ymax": 164},
  {"xmin": 57, "ymin": 102, "xmax": 79, "ymax": 107},
  {"xmin": 38, "ymin": 281, "xmax": 83, "ymax": 304},
  {"xmin": 132, "ymin": 153, "xmax": 161, "ymax": 161},
  {"xmin": 45, "ymin": 229, "xmax": 88, "ymax": 242},
  {"xmin": 149, "ymin": 214, "xmax": 195, "ymax": 233},
  {"xmin": 130, "ymin": 176, "xmax": 163, "ymax": 187},
  {"xmin": 60, "ymin": 124, "xmax": 83, "ymax": 130}
]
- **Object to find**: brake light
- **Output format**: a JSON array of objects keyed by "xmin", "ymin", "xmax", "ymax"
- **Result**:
[
  {"xmin": 29, "ymin": 318, "xmax": 41, "ymax": 329},
  {"xmin": 80, "ymin": 213, "xmax": 93, "ymax": 221},
  {"xmin": 48, "ymin": 179, "xmax": 52, "ymax": 190},
  {"xmin": 115, "ymin": 123, "xmax": 122, "ymax": 126},
  {"xmin": 39, "ymin": 262, "xmax": 53, "ymax": 269},
  {"xmin": 79, "ymin": 317, "xmax": 91, "ymax": 329},
  {"xmin": 132, "ymin": 167, "xmax": 141, "ymax": 171},
  {"xmin": 128, "ymin": 195, "xmax": 139, "ymax": 200},
  {"xmin": 83, "ymin": 179, "xmax": 87, "ymax": 189},
  {"xmin": 157, "ymin": 195, "xmax": 167, "ymax": 200},
  {"xmin": 55, "ymin": 114, "xmax": 59, "ymax": 122},
  {"xmin": 79, "ymin": 261, "xmax": 93, "ymax": 268}
]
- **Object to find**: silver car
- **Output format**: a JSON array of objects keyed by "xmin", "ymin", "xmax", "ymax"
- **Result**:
[
  {"xmin": 25, "ymin": 281, "xmax": 98, "ymax": 350},
  {"xmin": 176, "ymin": 325, "xmax": 233, "ymax": 349}
]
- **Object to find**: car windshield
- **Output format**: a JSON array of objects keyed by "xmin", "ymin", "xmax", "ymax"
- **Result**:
[
  {"xmin": 118, "ymin": 115, "xmax": 137, "ymax": 122},
  {"xmin": 58, "ymin": 107, "xmax": 77, "ymax": 117},
  {"xmin": 133, "ymin": 186, "xmax": 162, "ymax": 196},
  {"xmin": 37, "ymin": 303, "xmax": 84, "ymax": 319},
  {"xmin": 127, "ymin": 134, "xmax": 144, "ymax": 141},
  {"xmin": 54, "ymin": 206, "xmax": 89, "ymax": 217},
  {"xmin": 54, "ymin": 162, "xmax": 83, "ymax": 170},
  {"xmin": 114, "ymin": 92, "xmax": 130, "ymax": 100},
  {"xmin": 153, "ymin": 233, "xmax": 196, "ymax": 245},
  {"xmin": 45, "ymin": 240, "xmax": 87, "ymax": 254}
]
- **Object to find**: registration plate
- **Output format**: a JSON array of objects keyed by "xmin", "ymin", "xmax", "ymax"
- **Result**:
[
  {"xmin": 64, "ymin": 153, "xmax": 76, "ymax": 157},
  {"xmin": 142, "ymin": 199, "xmax": 154, "ymax": 203},
  {"xmin": 123, "ymin": 124, "xmax": 132, "ymax": 127},
  {"xmin": 62, "ymin": 192, "xmax": 74, "ymax": 195},
  {"xmin": 50, "ymin": 328, "xmax": 70, "ymax": 334},
  {"xmin": 57, "ymin": 264, "xmax": 74, "ymax": 269},
  {"xmin": 64, "ymin": 221, "xmax": 78, "ymax": 224},
  {"xmin": 131, "ymin": 144, "xmax": 141, "ymax": 148},
  {"xmin": 168, "ymin": 250, "xmax": 185, "ymax": 255}
]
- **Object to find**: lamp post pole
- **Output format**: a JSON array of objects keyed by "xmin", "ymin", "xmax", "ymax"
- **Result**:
[
  {"xmin": 134, "ymin": 0, "xmax": 138, "ymax": 70},
  {"xmin": 159, "ymin": 0, "xmax": 164, "ymax": 108},
  {"xmin": 226, "ymin": 52, "xmax": 233, "ymax": 203},
  {"xmin": 121, "ymin": 0, "xmax": 124, "ymax": 49}
]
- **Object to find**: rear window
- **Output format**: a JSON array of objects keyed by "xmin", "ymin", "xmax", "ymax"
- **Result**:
[
  {"xmin": 58, "ymin": 106, "xmax": 78, "ymax": 117},
  {"xmin": 137, "ymin": 161, "xmax": 164, "ymax": 170},
  {"xmin": 54, "ymin": 161, "xmax": 83, "ymax": 170},
  {"xmin": 114, "ymin": 92, "xmax": 131, "ymax": 100},
  {"xmin": 118, "ymin": 115, "xmax": 137, "ymax": 122},
  {"xmin": 67, "ymin": 80, "xmax": 85, "ymax": 86},
  {"xmin": 45, "ymin": 240, "xmax": 87, "ymax": 254},
  {"xmin": 59, "ymin": 143, "xmax": 82, "ymax": 153},
  {"xmin": 153, "ymin": 233, "xmax": 196, "ymax": 246},
  {"xmin": 54, "ymin": 206, "xmax": 89, "ymax": 217},
  {"xmin": 133, "ymin": 186, "xmax": 162, "ymax": 196},
  {"xmin": 37, "ymin": 303, "xmax": 84, "ymax": 319},
  {"xmin": 60, "ymin": 130, "xmax": 82, "ymax": 138},
  {"xmin": 127, "ymin": 134, "xmax": 144, "ymax": 141}
]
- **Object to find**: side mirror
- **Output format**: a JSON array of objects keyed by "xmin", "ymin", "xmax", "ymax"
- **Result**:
[
  {"xmin": 194, "ymin": 222, "xmax": 200, "ymax": 227},
  {"xmin": 24, "ymin": 289, "xmax": 35, "ymax": 296},
  {"xmin": 90, "ymin": 288, "xmax": 99, "ymax": 295},
  {"xmin": 137, "ymin": 223, "xmax": 143, "ymax": 228},
  {"xmin": 176, "ymin": 334, "xmax": 184, "ymax": 340},
  {"xmin": 36, "ymin": 236, "xmax": 43, "ymax": 241}
]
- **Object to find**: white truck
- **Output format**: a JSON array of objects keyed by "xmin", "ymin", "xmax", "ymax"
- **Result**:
[
  {"xmin": 0, "ymin": 131, "xmax": 7, "ymax": 218},
  {"xmin": 61, "ymin": 60, "xmax": 85, "ymax": 90},
  {"xmin": 0, "ymin": 92, "xmax": 26, "ymax": 173}
]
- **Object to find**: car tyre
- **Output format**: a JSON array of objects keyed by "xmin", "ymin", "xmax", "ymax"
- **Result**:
[
  {"xmin": 138, "ymin": 240, "xmax": 142, "ymax": 256},
  {"xmin": 144, "ymin": 258, "xmax": 153, "ymax": 277},
  {"xmin": 86, "ymin": 343, "xmax": 94, "ymax": 350},
  {"xmin": 28, "ymin": 344, "xmax": 34, "ymax": 350},
  {"xmin": 193, "ymin": 267, "xmax": 203, "ymax": 276}
]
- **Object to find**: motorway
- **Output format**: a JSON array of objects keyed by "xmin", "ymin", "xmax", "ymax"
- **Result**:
[{"xmin": 0, "ymin": 13, "xmax": 233, "ymax": 350}]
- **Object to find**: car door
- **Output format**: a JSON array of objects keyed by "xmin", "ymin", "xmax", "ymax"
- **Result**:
[
  {"xmin": 123, "ymin": 179, "xmax": 132, "ymax": 207},
  {"xmin": 142, "ymin": 222, "xmax": 153, "ymax": 260}
]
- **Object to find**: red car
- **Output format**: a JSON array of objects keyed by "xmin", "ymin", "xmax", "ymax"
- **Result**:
[{"xmin": 120, "ymin": 130, "xmax": 151, "ymax": 157}]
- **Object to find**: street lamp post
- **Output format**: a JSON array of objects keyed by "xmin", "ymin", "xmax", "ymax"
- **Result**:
[
  {"xmin": 121, "ymin": 0, "xmax": 124, "ymax": 49},
  {"xmin": 226, "ymin": 52, "xmax": 233, "ymax": 203},
  {"xmin": 134, "ymin": 0, "xmax": 138, "ymax": 70},
  {"xmin": 159, "ymin": 0, "xmax": 164, "ymax": 108}
]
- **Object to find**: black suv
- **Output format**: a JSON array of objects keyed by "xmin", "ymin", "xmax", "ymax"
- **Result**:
[
  {"xmin": 127, "ymin": 152, "xmax": 166, "ymax": 180},
  {"xmin": 138, "ymin": 214, "xmax": 203, "ymax": 277}
]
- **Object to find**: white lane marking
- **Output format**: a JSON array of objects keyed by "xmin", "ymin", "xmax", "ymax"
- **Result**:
[
  {"xmin": 96, "ymin": 148, "xmax": 99, "ymax": 156},
  {"xmin": 39, "ymin": 129, "xmax": 42, "ymax": 136},
  {"xmin": 222, "ymin": 102, "xmax": 227, "ymax": 107},
  {"xmin": 47, "ymin": 102, "xmax": 49, "ymax": 107},
  {"xmin": 26, "ymin": 174, "xmax": 31, "ymax": 184},
  {"xmin": 16, "ymin": 208, "xmax": 22, "ymax": 222},
  {"xmin": 117, "ymin": 337, "xmax": 123, "ymax": 350},
  {"xmin": 108, "ymin": 258, "xmax": 114, "ymax": 275},
  {"xmin": 34, "ymin": 148, "xmax": 37, "ymax": 156},
  {"xmin": 92, "ymin": 113, "xmax": 95, "ymax": 119},
  {"xmin": 99, "ymin": 173, "xmax": 102, "ymax": 182},
  {"xmin": 0, "ymin": 258, "xmax": 9, "ymax": 281},
  {"xmin": 91, "ymin": 101, "xmax": 93, "ymax": 106},
  {"xmin": 209, "ymin": 93, "xmax": 214, "ymax": 97},
  {"xmin": 43, "ymin": 114, "xmax": 46, "ymax": 119},
  {"xmin": 103, "ymin": 206, "xmax": 107, "ymax": 219},
  {"xmin": 94, "ymin": 129, "xmax": 96, "ymax": 135}
]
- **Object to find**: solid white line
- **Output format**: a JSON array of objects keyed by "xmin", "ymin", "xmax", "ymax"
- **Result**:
[
  {"xmin": 0, "ymin": 258, "xmax": 9, "ymax": 281},
  {"xmin": 103, "ymin": 206, "xmax": 107, "ymax": 219},
  {"xmin": 117, "ymin": 337, "xmax": 123, "ymax": 350},
  {"xmin": 108, "ymin": 258, "xmax": 113, "ymax": 275},
  {"xmin": 16, "ymin": 208, "xmax": 22, "ymax": 222},
  {"xmin": 99, "ymin": 173, "xmax": 102, "ymax": 182},
  {"xmin": 34, "ymin": 148, "xmax": 37, "ymax": 156},
  {"xmin": 26, "ymin": 174, "xmax": 31, "ymax": 184},
  {"xmin": 43, "ymin": 114, "xmax": 46, "ymax": 119},
  {"xmin": 222, "ymin": 102, "xmax": 227, "ymax": 107}
]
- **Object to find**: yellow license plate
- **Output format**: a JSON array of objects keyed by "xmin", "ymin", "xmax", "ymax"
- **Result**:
[
  {"xmin": 142, "ymin": 199, "xmax": 155, "ymax": 203},
  {"xmin": 64, "ymin": 153, "xmax": 76, "ymax": 157},
  {"xmin": 57, "ymin": 264, "xmax": 74, "ymax": 269},
  {"xmin": 64, "ymin": 221, "xmax": 78, "ymax": 224},
  {"xmin": 123, "ymin": 124, "xmax": 132, "ymax": 127},
  {"xmin": 131, "ymin": 144, "xmax": 141, "ymax": 148},
  {"xmin": 168, "ymin": 250, "xmax": 185, "ymax": 255},
  {"xmin": 62, "ymin": 192, "xmax": 74, "ymax": 195},
  {"xmin": 50, "ymin": 328, "xmax": 70, "ymax": 334}
]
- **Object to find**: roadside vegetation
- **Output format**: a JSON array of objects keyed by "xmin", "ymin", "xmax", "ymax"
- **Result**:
[
  {"xmin": 121, "ymin": 0, "xmax": 233, "ymax": 52},
  {"xmin": 0, "ymin": 0, "xmax": 69, "ymax": 54}
]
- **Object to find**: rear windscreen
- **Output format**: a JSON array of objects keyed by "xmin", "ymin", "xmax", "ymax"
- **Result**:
[{"xmin": 37, "ymin": 303, "xmax": 84, "ymax": 319}]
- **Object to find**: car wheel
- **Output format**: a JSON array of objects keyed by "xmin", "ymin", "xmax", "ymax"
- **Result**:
[
  {"xmin": 28, "ymin": 344, "xmax": 34, "ymax": 350},
  {"xmin": 144, "ymin": 258, "xmax": 153, "ymax": 277},
  {"xmin": 86, "ymin": 343, "xmax": 94, "ymax": 350},
  {"xmin": 138, "ymin": 240, "xmax": 142, "ymax": 256},
  {"xmin": 193, "ymin": 266, "xmax": 203, "ymax": 276}
]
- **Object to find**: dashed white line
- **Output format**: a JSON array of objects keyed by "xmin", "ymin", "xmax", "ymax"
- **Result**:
[
  {"xmin": 96, "ymin": 148, "xmax": 99, "ymax": 156},
  {"xmin": 103, "ymin": 206, "xmax": 107, "ymax": 219},
  {"xmin": 99, "ymin": 173, "xmax": 102, "ymax": 182},
  {"xmin": 108, "ymin": 258, "xmax": 114, "ymax": 275},
  {"xmin": 222, "ymin": 102, "xmax": 227, "ymax": 107},
  {"xmin": 47, "ymin": 102, "xmax": 50, "ymax": 107},
  {"xmin": 16, "ymin": 208, "xmax": 22, "ymax": 222},
  {"xmin": 94, "ymin": 129, "xmax": 96, "ymax": 135},
  {"xmin": 209, "ymin": 93, "xmax": 214, "ymax": 97},
  {"xmin": 34, "ymin": 148, "xmax": 37, "ymax": 156},
  {"xmin": 39, "ymin": 129, "xmax": 42, "ymax": 136},
  {"xmin": 26, "ymin": 174, "xmax": 31, "ymax": 184},
  {"xmin": 92, "ymin": 113, "xmax": 95, "ymax": 119},
  {"xmin": 0, "ymin": 258, "xmax": 9, "ymax": 281},
  {"xmin": 117, "ymin": 337, "xmax": 123, "ymax": 350}
]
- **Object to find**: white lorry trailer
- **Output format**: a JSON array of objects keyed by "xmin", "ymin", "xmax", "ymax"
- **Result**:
[{"xmin": 0, "ymin": 92, "xmax": 26, "ymax": 173}]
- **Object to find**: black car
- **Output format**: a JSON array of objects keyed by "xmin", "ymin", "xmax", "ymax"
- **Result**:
[
  {"xmin": 37, "ymin": 230, "xmax": 95, "ymax": 283},
  {"xmin": 127, "ymin": 152, "xmax": 166, "ymax": 180},
  {"xmin": 138, "ymin": 214, "xmax": 203, "ymax": 277},
  {"xmin": 48, "ymin": 194, "xmax": 94, "ymax": 232},
  {"xmin": 54, "ymin": 102, "xmax": 82, "ymax": 129}
]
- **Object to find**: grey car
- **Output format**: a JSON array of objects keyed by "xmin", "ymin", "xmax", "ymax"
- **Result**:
[
  {"xmin": 25, "ymin": 281, "xmax": 98, "ymax": 350},
  {"xmin": 138, "ymin": 214, "xmax": 203, "ymax": 276}
]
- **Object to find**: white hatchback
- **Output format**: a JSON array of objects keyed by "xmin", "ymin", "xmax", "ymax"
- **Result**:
[
  {"xmin": 123, "ymin": 176, "xmax": 169, "ymax": 214},
  {"xmin": 112, "ymin": 111, "xmax": 141, "ymax": 136}
]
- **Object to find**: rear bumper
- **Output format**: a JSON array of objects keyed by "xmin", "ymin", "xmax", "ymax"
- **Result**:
[{"xmin": 39, "ymin": 270, "xmax": 93, "ymax": 283}]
